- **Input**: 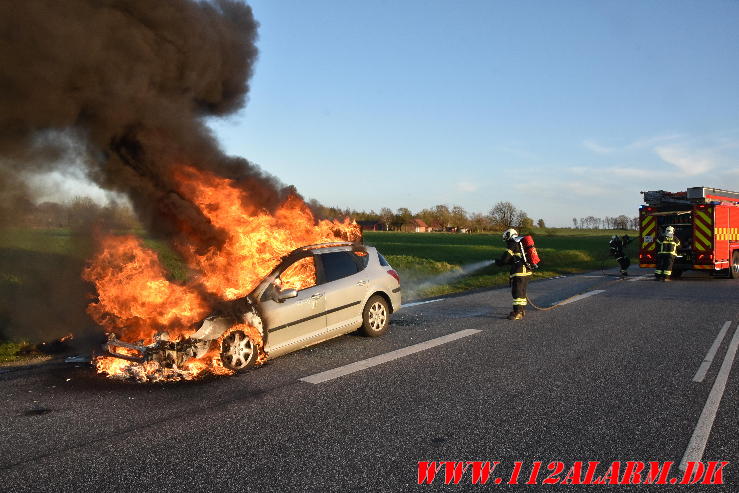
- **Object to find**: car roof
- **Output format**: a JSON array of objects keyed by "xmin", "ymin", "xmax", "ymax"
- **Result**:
[{"xmin": 297, "ymin": 242, "xmax": 368, "ymax": 255}]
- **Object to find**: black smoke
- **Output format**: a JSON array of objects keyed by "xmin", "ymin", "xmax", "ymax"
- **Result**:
[
  {"xmin": 0, "ymin": 0, "xmax": 286, "ymax": 343},
  {"xmin": 0, "ymin": 0, "xmax": 283, "ymax": 249}
]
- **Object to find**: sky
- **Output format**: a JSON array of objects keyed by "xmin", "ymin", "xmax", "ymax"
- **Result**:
[{"xmin": 204, "ymin": 0, "xmax": 739, "ymax": 226}]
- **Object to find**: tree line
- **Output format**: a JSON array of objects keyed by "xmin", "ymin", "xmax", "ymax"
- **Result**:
[{"xmin": 308, "ymin": 199, "xmax": 637, "ymax": 232}]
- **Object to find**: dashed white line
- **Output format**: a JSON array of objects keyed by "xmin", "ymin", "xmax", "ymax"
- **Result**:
[
  {"xmin": 693, "ymin": 321, "xmax": 732, "ymax": 383},
  {"xmin": 300, "ymin": 329, "xmax": 481, "ymax": 384},
  {"xmin": 551, "ymin": 289, "xmax": 606, "ymax": 306},
  {"xmin": 401, "ymin": 299, "xmax": 444, "ymax": 308},
  {"xmin": 680, "ymin": 324, "xmax": 739, "ymax": 471}
]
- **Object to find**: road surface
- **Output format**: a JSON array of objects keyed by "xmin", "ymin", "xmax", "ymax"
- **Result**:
[{"xmin": 1, "ymin": 269, "xmax": 737, "ymax": 491}]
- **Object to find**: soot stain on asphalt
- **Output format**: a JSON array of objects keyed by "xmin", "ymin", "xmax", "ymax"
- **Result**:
[{"xmin": 23, "ymin": 407, "xmax": 53, "ymax": 417}]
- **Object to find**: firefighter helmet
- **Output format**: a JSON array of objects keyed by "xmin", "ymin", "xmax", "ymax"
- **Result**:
[
  {"xmin": 665, "ymin": 226, "xmax": 675, "ymax": 236},
  {"xmin": 502, "ymin": 228, "xmax": 518, "ymax": 241}
]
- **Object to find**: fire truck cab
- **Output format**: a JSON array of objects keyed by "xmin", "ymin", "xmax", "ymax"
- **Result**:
[{"xmin": 639, "ymin": 187, "xmax": 739, "ymax": 278}]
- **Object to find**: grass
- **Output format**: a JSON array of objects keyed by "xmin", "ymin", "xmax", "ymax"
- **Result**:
[
  {"xmin": 0, "ymin": 227, "xmax": 637, "ymax": 363},
  {"xmin": 363, "ymin": 230, "xmax": 638, "ymax": 299},
  {"xmin": 0, "ymin": 341, "xmax": 26, "ymax": 363}
]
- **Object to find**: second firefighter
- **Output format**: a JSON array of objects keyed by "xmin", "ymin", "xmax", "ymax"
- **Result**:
[
  {"xmin": 609, "ymin": 234, "xmax": 633, "ymax": 276},
  {"xmin": 495, "ymin": 228, "xmax": 532, "ymax": 320},
  {"xmin": 655, "ymin": 226, "xmax": 680, "ymax": 281}
]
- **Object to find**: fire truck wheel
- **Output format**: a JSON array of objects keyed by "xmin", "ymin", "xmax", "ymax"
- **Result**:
[
  {"xmin": 359, "ymin": 295, "xmax": 389, "ymax": 337},
  {"xmin": 731, "ymin": 251, "xmax": 739, "ymax": 279},
  {"xmin": 220, "ymin": 330, "xmax": 257, "ymax": 371},
  {"xmin": 671, "ymin": 269, "xmax": 683, "ymax": 279}
]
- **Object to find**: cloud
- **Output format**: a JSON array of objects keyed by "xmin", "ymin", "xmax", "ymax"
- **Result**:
[
  {"xmin": 606, "ymin": 167, "xmax": 653, "ymax": 178},
  {"xmin": 456, "ymin": 181, "xmax": 479, "ymax": 192},
  {"xmin": 654, "ymin": 145, "xmax": 715, "ymax": 176},
  {"xmin": 582, "ymin": 139, "xmax": 614, "ymax": 154}
]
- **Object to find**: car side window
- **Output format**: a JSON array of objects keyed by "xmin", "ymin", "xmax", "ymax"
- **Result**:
[
  {"xmin": 320, "ymin": 251, "xmax": 359, "ymax": 283},
  {"xmin": 277, "ymin": 256, "xmax": 317, "ymax": 291}
]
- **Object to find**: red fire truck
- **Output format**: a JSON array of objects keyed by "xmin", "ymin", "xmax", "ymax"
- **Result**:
[{"xmin": 639, "ymin": 187, "xmax": 739, "ymax": 278}]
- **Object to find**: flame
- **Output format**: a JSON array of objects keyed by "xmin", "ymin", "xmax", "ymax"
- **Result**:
[{"xmin": 84, "ymin": 166, "xmax": 359, "ymax": 381}]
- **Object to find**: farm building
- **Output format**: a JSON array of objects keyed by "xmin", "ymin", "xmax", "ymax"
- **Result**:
[{"xmin": 401, "ymin": 218, "xmax": 429, "ymax": 233}]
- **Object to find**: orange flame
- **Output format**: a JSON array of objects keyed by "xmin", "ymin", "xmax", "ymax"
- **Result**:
[{"xmin": 84, "ymin": 165, "xmax": 360, "ymax": 381}]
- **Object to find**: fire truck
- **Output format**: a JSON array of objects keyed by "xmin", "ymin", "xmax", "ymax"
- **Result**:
[{"xmin": 639, "ymin": 187, "xmax": 739, "ymax": 278}]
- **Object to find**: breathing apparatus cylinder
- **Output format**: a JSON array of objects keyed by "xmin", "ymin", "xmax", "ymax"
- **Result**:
[{"xmin": 520, "ymin": 235, "xmax": 540, "ymax": 266}]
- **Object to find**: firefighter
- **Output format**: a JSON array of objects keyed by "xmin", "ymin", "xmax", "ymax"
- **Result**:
[
  {"xmin": 609, "ymin": 234, "xmax": 632, "ymax": 276},
  {"xmin": 495, "ymin": 228, "xmax": 532, "ymax": 320},
  {"xmin": 655, "ymin": 226, "xmax": 680, "ymax": 281}
]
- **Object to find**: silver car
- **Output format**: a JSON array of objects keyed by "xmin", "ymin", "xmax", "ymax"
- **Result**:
[{"xmin": 103, "ymin": 242, "xmax": 401, "ymax": 371}]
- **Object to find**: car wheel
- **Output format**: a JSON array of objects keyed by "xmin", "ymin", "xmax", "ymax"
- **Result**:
[
  {"xmin": 360, "ymin": 295, "xmax": 389, "ymax": 337},
  {"xmin": 220, "ymin": 330, "xmax": 257, "ymax": 371},
  {"xmin": 731, "ymin": 251, "xmax": 739, "ymax": 279}
]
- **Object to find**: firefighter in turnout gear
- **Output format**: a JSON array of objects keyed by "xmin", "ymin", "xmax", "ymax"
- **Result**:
[
  {"xmin": 655, "ymin": 226, "xmax": 680, "ymax": 281},
  {"xmin": 495, "ymin": 228, "xmax": 532, "ymax": 320},
  {"xmin": 609, "ymin": 234, "xmax": 632, "ymax": 276}
]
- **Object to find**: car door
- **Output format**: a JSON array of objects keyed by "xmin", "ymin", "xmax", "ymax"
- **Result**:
[
  {"xmin": 317, "ymin": 250, "xmax": 369, "ymax": 331},
  {"xmin": 261, "ymin": 255, "xmax": 327, "ymax": 353}
]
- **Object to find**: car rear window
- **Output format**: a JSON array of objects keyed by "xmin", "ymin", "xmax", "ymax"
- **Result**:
[
  {"xmin": 321, "ymin": 251, "xmax": 359, "ymax": 282},
  {"xmin": 378, "ymin": 253, "xmax": 390, "ymax": 266},
  {"xmin": 353, "ymin": 250, "xmax": 369, "ymax": 269}
]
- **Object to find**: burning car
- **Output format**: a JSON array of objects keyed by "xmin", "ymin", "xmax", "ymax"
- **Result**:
[{"xmin": 101, "ymin": 242, "xmax": 401, "ymax": 376}]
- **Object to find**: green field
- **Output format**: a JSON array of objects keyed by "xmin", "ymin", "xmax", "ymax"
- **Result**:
[
  {"xmin": 363, "ymin": 230, "xmax": 638, "ymax": 299},
  {"xmin": 0, "ymin": 228, "xmax": 637, "ymax": 359}
]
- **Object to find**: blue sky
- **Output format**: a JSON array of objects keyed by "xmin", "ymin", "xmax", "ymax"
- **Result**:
[{"xmin": 207, "ymin": 0, "xmax": 739, "ymax": 226}]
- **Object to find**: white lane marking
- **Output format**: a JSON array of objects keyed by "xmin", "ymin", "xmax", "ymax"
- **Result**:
[
  {"xmin": 679, "ymin": 324, "xmax": 739, "ymax": 471},
  {"xmin": 401, "ymin": 299, "xmax": 444, "ymax": 308},
  {"xmin": 300, "ymin": 329, "xmax": 481, "ymax": 384},
  {"xmin": 627, "ymin": 275, "xmax": 650, "ymax": 282},
  {"xmin": 693, "ymin": 321, "xmax": 732, "ymax": 383},
  {"xmin": 550, "ymin": 289, "xmax": 606, "ymax": 306}
]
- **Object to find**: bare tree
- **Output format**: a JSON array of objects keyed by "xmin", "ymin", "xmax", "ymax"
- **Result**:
[
  {"xmin": 379, "ymin": 207, "xmax": 394, "ymax": 231},
  {"xmin": 613, "ymin": 214, "xmax": 630, "ymax": 230},
  {"xmin": 489, "ymin": 201, "xmax": 519, "ymax": 230}
]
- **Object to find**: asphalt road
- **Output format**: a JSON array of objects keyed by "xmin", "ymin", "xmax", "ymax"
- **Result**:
[{"xmin": 1, "ymin": 268, "xmax": 738, "ymax": 492}]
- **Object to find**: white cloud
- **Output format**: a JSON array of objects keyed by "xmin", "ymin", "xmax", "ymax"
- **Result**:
[
  {"xmin": 456, "ymin": 181, "xmax": 479, "ymax": 192},
  {"xmin": 582, "ymin": 139, "xmax": 614, "ymax": 154},
  {"xmin": 607, "ymin": 166, "xmax": 660, "ymax": 178},
  {"xmin": 654, "ymin": 145, "xmax": 715, "ymax": 176}
]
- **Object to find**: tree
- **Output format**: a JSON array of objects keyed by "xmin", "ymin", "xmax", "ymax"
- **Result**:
[
  {"xmin": 396, "ymin": 207, "xmax": 413, "ymax": 225},
  {"xmin": 450, "ymin": 205, "xmax": 469, "ymax": 229},
  {"xmin": 537, "ymin": 218, "xmax": 546, "ymax": 228},
  {"xmin": 430, "ymin": 204, "xmax": 451, "ymax": 230},
  {"xmin": 516, "ymin": 213, "xmax": 534, "ymax": 231},
  {"xmin": 613, "ymin": 215, "xmax": 630, "ymax": 230},
  {"xmin": 379, "ymin": 207, "xmax": 394, "ymax": 231},
  {"xmin": 572, "ymin": 217, "xmax": 578, "ymax": 229},
  {"xmin": 468, "ymin": 212, "xmax": 492, "ymax": 232},
  {"xmin": 489, "ymin": 201, "xmax": 519, "ymax": 230}
]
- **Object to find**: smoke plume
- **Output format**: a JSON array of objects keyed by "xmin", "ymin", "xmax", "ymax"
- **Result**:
[
  {"xmin": 0, "ymin": 0, "xmax": 289, "ymax": 343},
  {"xmin": 0, "ymin": 0, "xmax": 281, "ymax": 249}
]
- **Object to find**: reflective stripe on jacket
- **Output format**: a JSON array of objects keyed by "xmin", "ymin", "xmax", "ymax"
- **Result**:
[
  {"xmin": 496, "ymin": 240, "xmax": 532, "ymax": 278},
  {"xmin": 656, "ymin": 236, "xmax": 680, "ymax": 256}
]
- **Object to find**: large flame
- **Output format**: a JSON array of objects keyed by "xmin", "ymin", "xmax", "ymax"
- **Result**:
[{"xmin": 85, "ymin": 165, "xmax": 360, "ymax": 381}]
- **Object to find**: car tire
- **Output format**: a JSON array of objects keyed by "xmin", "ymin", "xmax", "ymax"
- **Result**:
[
  {"xmin": 359, "ymin": 295, "xmax": 390, "ymax": 337},
  {"xmin": 731, "ymin": 251, "xmax": 739, "ymax": 279},
  {"xmin": 219, "ymin": 330, "xmax": 257, "ymax": 371}
]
